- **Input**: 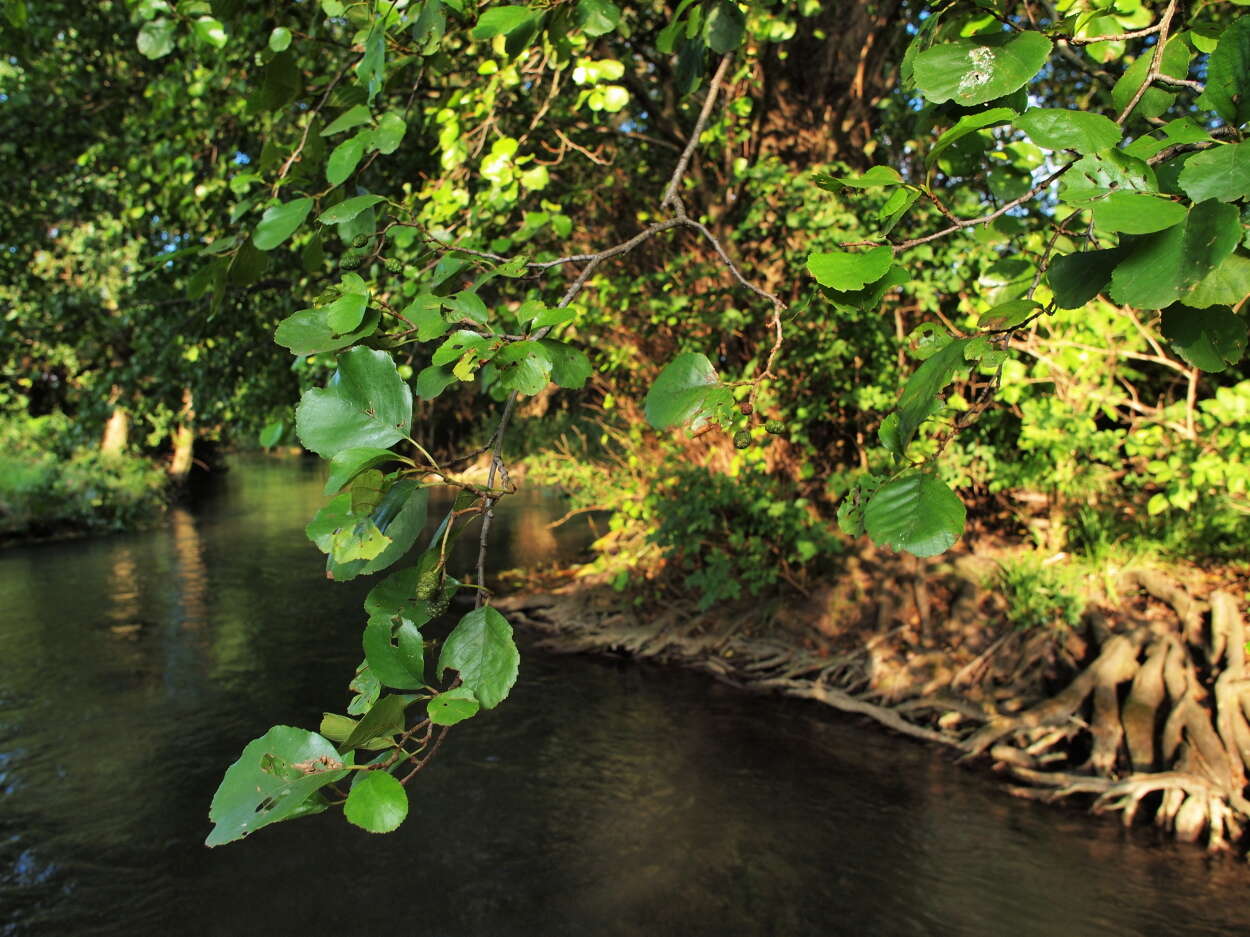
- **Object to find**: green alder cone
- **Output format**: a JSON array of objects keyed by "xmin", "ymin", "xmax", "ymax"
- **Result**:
[
  {"xmin": 733, "ymin": 430, "xmax": 751, "ymax": 449},
  {"xmin": 764, "ymin": 419, "xmax": 786, "ymax": 436}
]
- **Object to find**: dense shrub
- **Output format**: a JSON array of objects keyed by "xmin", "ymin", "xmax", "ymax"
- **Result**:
[{"xmin": 0, "ymin": 414, "xmax": 167, "ymax": 539}]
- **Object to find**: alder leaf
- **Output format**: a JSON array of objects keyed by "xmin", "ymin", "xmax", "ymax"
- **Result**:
[
  {"xmin": 864, "ymin": 473, "xmax": 966, "ymax": 557},
  {"xmin": 913, "ymin": 31, "xmax": 1052, "ymax": 107}
]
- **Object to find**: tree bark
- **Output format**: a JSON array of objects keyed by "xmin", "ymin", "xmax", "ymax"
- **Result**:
[{"xmin": 168, "ymin": 387, "xmax": 196, "ymax": 482}]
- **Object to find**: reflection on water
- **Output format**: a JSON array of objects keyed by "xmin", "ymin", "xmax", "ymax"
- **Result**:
[{"xmin": 2, "ymin": 455, "xmax": 1250, "ymax": 937}]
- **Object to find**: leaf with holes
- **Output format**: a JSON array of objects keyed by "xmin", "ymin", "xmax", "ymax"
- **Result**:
[
  {"xmin": 206, "ymin": 727, "xmax": 352, "ymax": 846},
  {"xmin": 253, "ymin": 198, "xmax": 313, "ymax": 251},
  {"xmin": 913, "ymin": 31, "xmax": 1052, "ymax": 107},
  {"xmin": 428, "ymin": 687, "xmax": 481, "ymax": 726}
]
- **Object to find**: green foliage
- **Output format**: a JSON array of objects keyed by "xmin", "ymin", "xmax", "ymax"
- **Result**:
[
  {"xmin": 9, "ymin": 0, "xmax": 1250, "ymax": 843},
  {"xmin": 648, "ymin": 467, "xmax": 840, "ymax": 611},
  {"xmin": 0, "ymin": 415, "xmax": 166, "ymax": 538},
  {"xmin": 997, "ymin": 556, "xmax": 1085, "ymax": 632}
]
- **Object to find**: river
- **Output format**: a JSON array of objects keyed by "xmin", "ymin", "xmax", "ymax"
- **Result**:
[{"xmin": 2, "ymin": 456, "xmax": 1249, "ymax": 936}]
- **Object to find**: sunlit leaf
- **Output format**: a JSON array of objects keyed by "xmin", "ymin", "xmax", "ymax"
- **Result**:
[
  {"xmin": 913, "ymin": 31, "xmax": 1052, "ymax": 107},
  {"xmin": 807, "ymin": 246, "xmax": 893, "ymax": 291},
  {"xmin": 644, "ymin": 353, "xmax": 733, "ymax": 431},
  {"xmin": 864, "ymin": 473, "xmax": 966, "ymax": 557},
  {"xmin": 1198, "ymin": 17, "xmax": 1250, "ymax": 127},
  {"xmin": 1014, "ymin": 108, "xmax": 1121, "ymax": 154},
  {"xmin": 253, "ymin": 198, "xmax": 313, "ymax": 251}
]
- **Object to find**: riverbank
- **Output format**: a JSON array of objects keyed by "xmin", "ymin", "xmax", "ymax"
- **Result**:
[{"xmin": 499, "ymin": 546, "xmax": 1250, "ymax": 855}]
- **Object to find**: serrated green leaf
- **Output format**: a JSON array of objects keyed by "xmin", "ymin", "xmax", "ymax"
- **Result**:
[
  {"xmin": 365, "ymin": 566, "xmax": 457, "ymax": 623},
  {"xmin": 864, "ymin": 473, "xmax": 966, "ymax": 557},
  {"xmin": 274, "ymin": 307, "xmax": 379, "ymax": 356},
  {"xmin": 1183, "ymin": 253, "xmax": 1250, "ymax": 309},
  {"xmin": 370, "ymin": 112, "xmax": 407, "ymax": 155},
  {"xmin": 829, "ymin": 165, "xmax": 903, "ymax": 189},
  {"xmin": 1111, "ymin": 37, "xmax": 1191, "ymax": 122},
  {"xmin": 575, "ymin": 0, "xmax": 620, "ymax": 37},
  {"xmin": 1047, "ymin": 248, "xmax": 1126, "ymax": 309},
  {"xmin": 324, "ymin": 292, "xmax": 369, "ymax": 334},
  {"xmin": 206, "ymin": 727, "xmax": 351, "ymax": 847},
  {"xmin": 644, "ymin": 353, "xmax": 732, "ymax": 431},
  {"xmin": 428, "ymin": 687, "xmax": 480, "ymax": 726},
  {"xmin": 978, "ymin": 299, "xmax": 1041, "ymax": 331},
  {"xmin": 326, "ymin": 131, "xmax": 369, "ymax": 186},
  {"xmin": 539, "ymin": 339, "xmax": 592, "ymax": 389},
  {"xmin": 494, "ymin": 341, "xmax": 552, "ymax": 395},
  {"xmin": 1160, "ymin": 305, "xmax": 1247, "ymax": 372},
  {"xmin": 1177, "ymin": 141, "xmax": 1250, "ymax": 204},
  {"xmin": 912, "ymin": 31, "xmax": 1052, "ymax": 107},
  {"xmin": 324, "ymin": 447, "xmax": 402, "ymax": 495},
  {"xmin": 807, "ymin": 246, "xmax": 893, "ymax": 291},
  {"xmin": 896, "ymin": 339, "xmax": 970, "ymax": 452},
  {"xmin": 321, "ymin": 104, "xmax": 373, "ymax": 137},
  {"xmin": 318, "ymin": 194, "xmax": 385, "ymax": 225},
  {"xmin": 344, "ymin": 771, "xmax": 408, "ymax": 833},
  {"xmin": 1091, "ymin": 192, "xmax": 1187, "ymax": 235},
  {"xmin": 1109, "ymin": 201, "xmax": 1242, "ymax": 310},
  {"xmin": 330, "ymin": 518, "xmax": 390, "ymax": 563},
  {"xmin": 472, "ymin": 5, "xmax": 535, "ymax": 39},
  {"xmin": 927, "ymin": 108, "xmax": 1016, "ymax": 168},
  {"xmin": 1014, "ymin": 108, "xmax": 1121, "ymax": 154},
  {"xmin": 295, "ymin": 347, "xmax": 413, "ymax": 457},
  {"xmin": 253, "ymin": 198, "xmax": 313, "ymax": 251},
  {"xmin": 438, "ymin": 606, "xmax": 519, "ymax": 709},
  {"xmin": 1060, "ymin": 150, "xmax": 1156, "ymax": 206},
  {"xmin": 363, "ymin": 615, "xmax": 427, "ymax": 689},
  {"xmin": 330, "ymin": 483, "xmax": 430, "ymax": 582},
  {"xmin": 1198, "ymin": 17, "xmax": 1250, "ymax": 127},
  {"xmin": 356, "ymin": 23, "xmax": 385, "ymax": 102},
  {"xmin": 415, "ymin": 364, "xmax": 458, "ymax": 400}
]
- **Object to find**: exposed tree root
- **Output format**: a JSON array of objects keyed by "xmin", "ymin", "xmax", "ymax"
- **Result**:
[{"xmin": 498, "ymin": 562, "xmax": 1250, "ymax": 855}]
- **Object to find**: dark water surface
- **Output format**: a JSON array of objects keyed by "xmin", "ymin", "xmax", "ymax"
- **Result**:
[{"xmin": 3, "ymin": 457, "xmax": 1249, "ymax": 937}]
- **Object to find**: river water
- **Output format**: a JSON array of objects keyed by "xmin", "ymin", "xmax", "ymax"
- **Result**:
[{"xmin": 2, "ymin": 456, "xmax": 1249, "ymax": 936}]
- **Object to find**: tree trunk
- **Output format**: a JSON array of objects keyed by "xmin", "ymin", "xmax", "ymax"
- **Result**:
[
  {"xmin": 752, "ymin": 0, "xmax": 907, "ymax": 168},
  {"xmin": 100, "ymin": 387, "xmax": 129, "ymax": 457},
  {"xmin": 168, "ymin": 387, "xmax": 196, "ymax": 483}
]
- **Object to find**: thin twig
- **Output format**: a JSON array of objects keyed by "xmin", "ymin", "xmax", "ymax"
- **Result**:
[
  {"xmin": 661, "ymin": 54, "xmax": 734, "ymax": 208},
  {"xmin": 1115, "ymin": 0, "xmax": 1178, "ymax": 125}
]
